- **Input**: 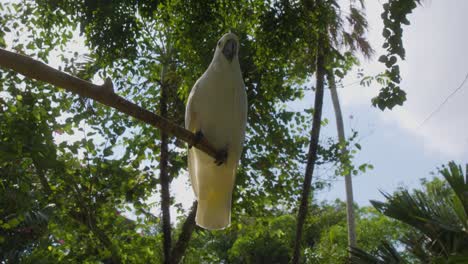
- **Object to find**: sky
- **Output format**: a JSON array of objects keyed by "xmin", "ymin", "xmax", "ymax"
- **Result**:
[{"xmin": 315, "ymin": 0, "xmax": 468, "ymax": 205}]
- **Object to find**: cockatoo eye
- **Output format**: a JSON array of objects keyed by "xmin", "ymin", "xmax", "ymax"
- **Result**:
[{"xmin": 217, "ymin": 40, "xmax": 221, "ymax": 47}]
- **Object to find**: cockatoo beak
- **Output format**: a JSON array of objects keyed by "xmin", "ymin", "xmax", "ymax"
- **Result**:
[{"xmin": 222, "ymin": 39, "xmax": 237, "ymax": 62}]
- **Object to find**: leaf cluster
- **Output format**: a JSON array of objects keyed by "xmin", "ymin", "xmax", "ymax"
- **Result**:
[{"xmin": 372, "ymin": 0, "xmax": 422, "ymax": 110}]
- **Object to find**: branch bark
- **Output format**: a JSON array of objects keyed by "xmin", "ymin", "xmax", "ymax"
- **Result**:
[
  {"xmin": 0, "ymin": 47, "xmax": 219, "ymax": 159},
  {"xmin": 170, "ymin": 201, "xmax": 198, "ymax": 264},
  {"xmin": 292, "ymin": 49, "xmax": 326, "ymax": 264},
  {"xmin": 328, "ymin": 72, "xmax": 357, "ymax": 250}
]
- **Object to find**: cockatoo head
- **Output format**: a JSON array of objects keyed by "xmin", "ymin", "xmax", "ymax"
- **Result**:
[{"xmin": 215, "ymin": 33, "xmax": 239, "ymax": 63}]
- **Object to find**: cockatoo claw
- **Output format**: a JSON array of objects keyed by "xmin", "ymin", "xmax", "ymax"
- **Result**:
[
  {"xmin": 214, "ymin": 149, "xmax": 228, "ymax": 166},
  {"xmin": 189, "ymin": 130, "xmax": 205, "ymax": 149}
]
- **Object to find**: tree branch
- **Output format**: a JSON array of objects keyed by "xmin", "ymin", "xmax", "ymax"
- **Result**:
[
  {"xmin": 170, "ymin": 201, "xmax": 198, "ymax": 264},
  {"xmin": 0, "ymin": 48, "xmax": 219, "ymax": 159}
]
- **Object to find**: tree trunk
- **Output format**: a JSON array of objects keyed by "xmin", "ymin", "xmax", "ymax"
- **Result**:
[
  {"xmin": 292, "ymin": 48, "xmax": 326, "ymax": 264},
  {"xmin": 328, "ymin": 73, "xmax": 357, "ymax": 250},
  {"xmin": 160, "ymin": 53, "xmax": 172, "ymax": 264}
]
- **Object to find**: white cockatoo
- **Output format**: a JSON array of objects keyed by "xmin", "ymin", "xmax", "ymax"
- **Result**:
[{"xmin": 185, "ymin": 33, "xmax": 247, "ymax": 230}]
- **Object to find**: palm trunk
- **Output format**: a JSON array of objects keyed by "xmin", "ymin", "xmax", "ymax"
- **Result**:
[
  {"xmin": 465, "ymin": 164, "xmax": 468, "ymax": 184},
  {"xmin": 292, "ymin": 48, "xmax": 326, "ymax": 264},
  {"xmin": 328, "ymin": 73, "xmax": 357, "ymax": 250}
]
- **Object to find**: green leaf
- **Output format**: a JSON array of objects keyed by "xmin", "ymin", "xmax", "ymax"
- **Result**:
[{"xmin": 378, "ymin": 55, "xmax": 387, "ymax": 63}]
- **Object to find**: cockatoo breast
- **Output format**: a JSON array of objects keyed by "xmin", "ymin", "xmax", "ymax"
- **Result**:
[{"xmin": 195, "ymin": 63, "xmax": 244, "ymax": 159}]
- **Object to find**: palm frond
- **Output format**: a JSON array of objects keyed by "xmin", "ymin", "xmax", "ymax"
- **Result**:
[
  {"xmin": 350, "ymin": 241, "xmax": 406, "ymax": 264},
  {"xmin": 371, "ymin": 162, "xmax": 468, "ymax": 259}
]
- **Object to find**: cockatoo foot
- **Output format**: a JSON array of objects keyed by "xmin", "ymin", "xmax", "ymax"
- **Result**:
[
  {"xmin": 189, "ymin": 130, "xmax": 205, "ymax": 149},
  {"xmin": 214, "ymin": 148, "xmax": 228, "ymax": 166}
]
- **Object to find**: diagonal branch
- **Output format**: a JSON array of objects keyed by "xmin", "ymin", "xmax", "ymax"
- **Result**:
[{"xmin": 0, "ymin": 47, "xmax": 219, "ymax": 159}]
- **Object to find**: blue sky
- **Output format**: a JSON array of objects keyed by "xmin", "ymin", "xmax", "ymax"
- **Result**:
[{"xmin": 316, "ymin": 0, "xmax": 468, "ymax": 205}]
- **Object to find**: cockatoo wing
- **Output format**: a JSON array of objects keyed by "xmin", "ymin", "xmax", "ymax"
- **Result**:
[
  {"xmin": 185, "ymin": 84, "xmax": 200, "ymax": 198},
  {"xmin": 187, "ymin": 149, "xmax": 198, "ymax": 197}
]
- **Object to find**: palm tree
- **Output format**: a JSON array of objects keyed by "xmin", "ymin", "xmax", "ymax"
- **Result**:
[
  {"xmin": 350, "ymin": 162, "xmax": 468, "ymax": 263},
  {"xmin": 325, "ymin": 0, "xmax": 374, "ymax": 250}
]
